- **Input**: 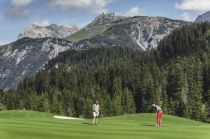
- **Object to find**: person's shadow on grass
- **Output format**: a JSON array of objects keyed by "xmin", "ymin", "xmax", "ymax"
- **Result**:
[
  {"xmin": 82, "ymin": 122, "xmax": 93, "ymax": 125},
  {"xmin": 143, "ymin": 123, "xmax": 156, "ymax": 126}
]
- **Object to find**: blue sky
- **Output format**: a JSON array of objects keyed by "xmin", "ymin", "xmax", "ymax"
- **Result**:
[{"xmin": 0, "ymin": 0, "xmax": 210, "ymax": 45}]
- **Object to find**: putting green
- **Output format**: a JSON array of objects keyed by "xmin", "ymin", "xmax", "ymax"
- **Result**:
[{"xmin": 0, "ymin": 110, "xmax": 209, "ymax": 139}]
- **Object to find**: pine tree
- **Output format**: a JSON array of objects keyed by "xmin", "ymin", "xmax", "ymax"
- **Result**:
[
  {"xmin": 113, "ymin": 94, "xmax": 123, "ymax": 115},
  {"xmin": 62, "ymin": 90, "xmax": 76, "ymax": 116},
  {"xmin": 102, "ymin": 94, "xmax": 112, "ymax": 116},
  {"xmin": 188, "ymin": 60, "xmax": 206, "ymax": 120},
  {"xmin": 139, "ymin": 66, "xmax": 155, "ymax": 112},
  {"xmin": 37, "ymin": 93, "xmax": 50, "ymax": 112},
  {"xmin": 122, "ymin": 88, "xmax": 136, "ymax": 114}
]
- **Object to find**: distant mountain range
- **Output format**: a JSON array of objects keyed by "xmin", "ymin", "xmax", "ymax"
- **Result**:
[
  {"xmin": 18, "ymin": 24, "xmax": 80, "ymax": 39},
  {"xmin": 0, "ymin": 13, "xmax": 192, "ymax": 89}
]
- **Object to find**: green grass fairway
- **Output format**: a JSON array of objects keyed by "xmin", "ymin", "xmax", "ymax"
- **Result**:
[{"xmin": 0, "ymin": 110, "xmax": 210, "ymax": 139}]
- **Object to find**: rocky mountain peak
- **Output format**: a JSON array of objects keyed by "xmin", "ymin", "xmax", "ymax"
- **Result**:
[
  {"xmin": 18, "ymin": 24, "xmax": 80, "ymax": 39},
  {"xmin": 93, "ymin": 12, "xmax": 125, "ymax": 24}
]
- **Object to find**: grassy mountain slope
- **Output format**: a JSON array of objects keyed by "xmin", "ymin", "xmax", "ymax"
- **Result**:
[
  {"xmin": 67, "ymin": 13, "xmax": 125, "ymax": 42},
  {"xmin": 0, "ymin": 110, "xmax": 209, "ymax": 139}
]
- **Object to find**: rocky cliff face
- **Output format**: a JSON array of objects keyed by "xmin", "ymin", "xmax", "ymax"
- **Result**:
[
  {"xmin": 18, "ymin": 24, "xmax": 80, "ymax": 39},
  {"xmin": 0, "ymin": 37, "xmax": 74, "ymax": 89}
]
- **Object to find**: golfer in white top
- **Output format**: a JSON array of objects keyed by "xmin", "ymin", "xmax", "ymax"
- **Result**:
[
  {"xmin": 93, "ymin": 100, "xmax": 100, "ymax": 125},
  {"xmin": 152, "ymin": 104, "xmax": 163, "ymax": 127}
]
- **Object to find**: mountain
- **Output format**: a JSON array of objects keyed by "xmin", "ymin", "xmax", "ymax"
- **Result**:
[
  {"xmin": 67, "ymin": 13, "xmax": 125, "ymax": 42},
  {"xmin": 0, "ymin": 14, "xmax": 191, "ymax": 89},
  {"xmin": 195, "ymin": 11, "xmax": 210, "ymax": 23},
  {"xmin": 18, "ymin": 24, "xmax": 80, "ymax": 39},
  {"xmin": 0, "ymin": 37, "xmax": 74, "ymax": 89},
  {"xmin": 68, "ymin": 13, "xmax": 191, "ymax": 50}
]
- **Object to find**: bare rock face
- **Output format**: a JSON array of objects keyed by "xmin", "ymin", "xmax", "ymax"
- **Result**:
[
  {"xmin": 18, "ymin": 24, "xmax": 80, "ymax": 39},
  {"xmin": 0, "ymin": 37, "xmax": 74, "ymax": 89}
]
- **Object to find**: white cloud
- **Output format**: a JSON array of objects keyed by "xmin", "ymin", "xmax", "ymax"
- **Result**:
[
  {"xmin": 180, "ymin": 12, "xmax": 192, "ymax": 21},
  {"xmin": 10, "ymin": 0, "xmax": 34, "ymax": 7},
  {"xmin": 117, "ymin": 7, "xmax": 142, "ymax": 17},
  {"xmin": 125, "ymin": 7, "xmax": 141, "ymax": 17},
  {"xmin": 48, "ymin": 0, "xmax": 112, "ymax": 14},
  {"xmin": 176, "ymin": 0, "xmax": 210, "ymax": 12},
  {"xmin": 33, "ymin": 20, "xmax": 50, "ymax": 26},
  {"xmin": 6, "ymin": 0, "xmax": 34, "ymax": 17}
]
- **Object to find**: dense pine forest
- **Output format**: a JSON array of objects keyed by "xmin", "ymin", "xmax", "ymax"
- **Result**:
[{"xmin": 1, "ymin": 23, "xmax": 210, "ymax": 121}]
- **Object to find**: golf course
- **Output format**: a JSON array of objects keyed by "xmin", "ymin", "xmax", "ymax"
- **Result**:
[{"xmin": 0, "ymin": 110, "xmax": 209, "ymax": 139}]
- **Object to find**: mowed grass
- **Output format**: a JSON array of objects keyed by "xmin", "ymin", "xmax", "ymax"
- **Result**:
[{"xmin": 0, "ymin": 110, "xmax": 210, "ymax": 139}]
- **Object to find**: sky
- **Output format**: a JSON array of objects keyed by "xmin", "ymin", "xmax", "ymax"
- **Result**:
[{"xmin": 0, "ymin": 0, "xmax": 210, "ymax": 45}]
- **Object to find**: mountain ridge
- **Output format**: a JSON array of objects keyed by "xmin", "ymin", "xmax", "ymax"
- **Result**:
[
  {"xmin": 18, "ymin": 24, "xmax": 80, "ymax": 39},
  {"xmin": 69, "ymin": 15, "xmax": 191, "ymax": 50}
]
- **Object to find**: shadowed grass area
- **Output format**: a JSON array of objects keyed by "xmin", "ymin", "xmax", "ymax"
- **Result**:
[{"xmin": 0, "ymin": 110, "xmax": 209, "ymax": 139}]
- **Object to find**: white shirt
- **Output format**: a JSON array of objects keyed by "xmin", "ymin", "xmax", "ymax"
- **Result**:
[
  {"xmin": 155, "ymin": 105, "xmax": 162, "ymax": 112},
  {"xmin": 93, "ymin": 104, "xmax": 100, "ymax": 112}
]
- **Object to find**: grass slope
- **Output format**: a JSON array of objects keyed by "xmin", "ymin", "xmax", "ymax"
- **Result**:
[
  {"xmin": 67, "ymin": 24, "xmax": 107, "ymax": 42},
  {"xmin": 0, "ymin": 110, "xmax": 209, "ymax": 139}
]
